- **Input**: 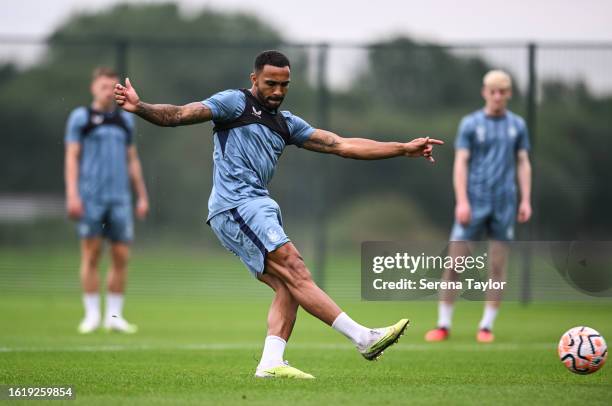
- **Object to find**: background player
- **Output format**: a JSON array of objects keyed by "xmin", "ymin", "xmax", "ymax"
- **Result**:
[
  {"xmin": 425, "ymin": 70, "xmax": 532, "ymax": 343},
  {"xmin": 114, "ymin": 50, "xmax": 443, "ymax": 378},
  {"xmin": 65, "ymin": 67, "xmax": 149, "ymax": 334}
]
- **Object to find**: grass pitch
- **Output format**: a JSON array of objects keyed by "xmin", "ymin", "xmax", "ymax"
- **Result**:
[{"xmin": 0, "ymin": 247, "xmax": 611, "ymax": 405}]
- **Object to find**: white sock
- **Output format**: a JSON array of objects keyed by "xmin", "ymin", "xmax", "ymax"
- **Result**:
[
  {"xmin": 83, "ymin": 293, "xmax": 100, "ymax": 320},
  {"xmin": 332, "ymin": 312, "xmax": 372, "ymax": 348},
  {"xmin": 437, "ymin": 302, "xmax": 454, "ymax": 329},
  {"xmin": 479, "ymin": 305, "xmax": 499, "ymax": 330},
  {"xmin": 257, "ymin": 336, "xmax": 286, "ymax": 370},
  {"xmin": 106, "ymin": 293, "xmax": 124, "ymax": 320}
]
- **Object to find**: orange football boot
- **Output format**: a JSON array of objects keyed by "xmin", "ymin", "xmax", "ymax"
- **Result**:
[
  {"xmin": 477, "ymin": 328, "xmax": 495, "ymax": 343},
  {"xmin": 425, "ymin": 327, "xmax": 450, "ymax": 342}
]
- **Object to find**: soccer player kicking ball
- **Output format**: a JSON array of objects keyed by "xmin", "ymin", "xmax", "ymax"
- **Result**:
[
  {"xmin": 425, "ymin": 70, "xmax": 532, "ymax": 343},
  {"xmin": 65, "ymin": 67, "xmax": 149, "ymax": 334},
  {"xmin": 114, "ymin": 51, "xmax": 443, "ymax": 379}
]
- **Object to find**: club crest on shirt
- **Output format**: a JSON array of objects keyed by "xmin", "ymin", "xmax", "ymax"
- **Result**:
[
  {"xmin": 267, "ymin": 227, "xmax": 281, "ymax": 243},
  {"xmin": 476, "ymin": 125, "xmax": 486, "ymax": 143},
  {"xmin": 251, "ymin": 106, "xmax": 262, "ymax": 118},
  {"xmin": 508, "ymin": 126, "xmax": 518, "ymax": 139}
]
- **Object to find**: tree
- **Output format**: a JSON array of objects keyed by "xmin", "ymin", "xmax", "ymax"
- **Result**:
[{"xmin": 0, "ymin": 3, "xmax": 314, "ymax": 234}]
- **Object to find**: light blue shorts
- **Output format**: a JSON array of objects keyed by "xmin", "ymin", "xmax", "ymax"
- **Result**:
[
  {"xmin": 450, "ymin": 198, "xmax": 516, "ymax": 242},
  {"xmin": 78, "ymin": 200, "xmax": 134, "ymax": 243},
  {"xmin": 209, "ymin": 197, "xmax": 290, "ymax": 278}
]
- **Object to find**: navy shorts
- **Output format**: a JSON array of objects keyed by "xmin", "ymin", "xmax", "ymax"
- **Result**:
[
  {"xmin": 209, "ymin": 197, "xmax": 290, "ymax": 278},
  {"xmin": 78, "ymin": 200, "xmax": 134, "ymax": 243}
]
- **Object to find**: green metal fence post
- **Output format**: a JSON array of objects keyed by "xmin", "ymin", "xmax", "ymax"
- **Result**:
[
  {"xmin": 313, "ymin": 43, "xmax": 330, "ymax": 289},
  {"xmin": 521, "ymin": 42, "xmax": 537, "ymax": 305}
]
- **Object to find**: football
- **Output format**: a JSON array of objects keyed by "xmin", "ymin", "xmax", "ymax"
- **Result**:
[{"xmin": 558, "ymin": 326, "xmax": 608, "ymax": 374}]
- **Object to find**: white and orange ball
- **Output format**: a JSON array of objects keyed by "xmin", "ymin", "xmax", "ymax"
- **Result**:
[{"xmin": 558, "ymin": 326, "xmax": 607, "ymax": 374}]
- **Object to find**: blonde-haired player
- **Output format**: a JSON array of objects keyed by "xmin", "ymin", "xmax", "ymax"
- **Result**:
[{"xmin": 425, "ymin": 70, "xmax": 532, "ymax": 343}]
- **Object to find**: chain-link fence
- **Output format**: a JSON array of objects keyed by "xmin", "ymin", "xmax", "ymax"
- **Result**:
[{"xmin": 1, "ymin": 36, "xmax": 611, "ymax": 299}]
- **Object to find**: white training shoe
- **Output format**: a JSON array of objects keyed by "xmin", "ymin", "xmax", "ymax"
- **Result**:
[
  {"xmin": 104, "ymin": 316, "xmax": 138, "ymax": 334},
  {"xmin": 78, "ymin": 316, "xmax": 100, "ymax": 334}
]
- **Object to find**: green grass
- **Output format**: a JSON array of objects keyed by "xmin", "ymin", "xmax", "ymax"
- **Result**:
[{"xmin": 1, "ymin": 248, "xmax": 611, "ymax": 405}]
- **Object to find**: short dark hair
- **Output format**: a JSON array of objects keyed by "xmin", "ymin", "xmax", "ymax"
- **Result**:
[
  {"xmin": 254, "ymin": 50, "xmax": 290, "ymax": 72},
  {"xmin": 92, "ymin": 66, "xmax": 118, "ymax": 81}
]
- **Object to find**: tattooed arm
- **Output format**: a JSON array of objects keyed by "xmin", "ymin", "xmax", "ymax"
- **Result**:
[
  {"xmin": 133, "ymin": 101, "xmax": 212, "ymax": 127},
  {"xmin": 114, "ymin": 78, "xmax": 212, "ymax": 126},
  {"xmin": 302, "ymin": 129, "xmax": 443, "ymax": 162}
]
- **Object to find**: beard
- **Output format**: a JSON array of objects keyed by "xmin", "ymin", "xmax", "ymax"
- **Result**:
[
  {"xmin": 253, "ymin": 88, "xmax": 284, "ymax": 110},
  {"xmin": 264, "ymin": 96, "xmax": 284, "ymax": 109}
]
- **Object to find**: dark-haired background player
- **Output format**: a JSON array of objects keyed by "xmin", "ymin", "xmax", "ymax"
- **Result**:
[
  {"xmin": 114, "ymin": 50, "xmax": 443, "ymax": 378},
  {"xmin": 65, "ymin": 67, "xmax": 149, "ymax": 334}
]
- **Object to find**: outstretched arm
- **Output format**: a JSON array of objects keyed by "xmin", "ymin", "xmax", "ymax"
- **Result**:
[
  {"xmin": 302, "ymin": 129, "xmax": 444, "ymax": 162},
  {"xmin": 114, "ymin": 78, "xmax": 212, "ymax": 127}
]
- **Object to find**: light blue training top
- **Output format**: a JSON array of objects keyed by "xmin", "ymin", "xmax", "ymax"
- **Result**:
[
  {"xmin": 64, "ymin": 107, "xmax": 135, "ymax": 203},
  {"xmin": 202, "ymin": 89, "xmax": 315, "ymax": 222},
  {"xmin": 455, "ymin": 109, "xmax": 530, "ymax": 204}
]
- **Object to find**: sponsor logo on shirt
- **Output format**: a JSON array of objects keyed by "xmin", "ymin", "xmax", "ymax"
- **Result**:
[
  {"xmin": 92, "ymin": 114, "xmax": 104, "ymax": 125},
  {"xmin": 251, "ymin": 106, "xmax": 262, "ymax": 118},
  {"xmin": 508, "ymin": 126, "xmax": 518, "ymax": 139},
  {"xmin": 476, "ymin": 126, "xmax": 486, "ymax": 143}
]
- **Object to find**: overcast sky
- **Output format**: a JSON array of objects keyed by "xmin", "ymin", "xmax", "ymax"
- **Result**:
[
  {"xmin": 2, "ymin": 0, "xmax": 612, "ymax": 94},
  {"xmin": 3, "ymin": 0, "xmax": 612, "ymax": 42}
]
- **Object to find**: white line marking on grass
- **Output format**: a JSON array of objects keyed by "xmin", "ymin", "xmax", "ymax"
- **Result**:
[{"xmin": 0, "ymin": 342, "xmax": 554, "ymax": 353}]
